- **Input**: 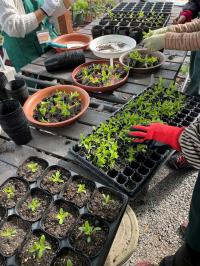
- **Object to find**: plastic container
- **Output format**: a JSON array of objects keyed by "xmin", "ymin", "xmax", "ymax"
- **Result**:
[
  {"xmin": 0, "ymin": 72, "xmax": 9, "ymax": 100},
  {"xmin": 91, "ymin": 25, "xmax": 104, "ymax": 39},
  {"xmin": 6, "ymin": 79, "xmax": 29, "ymax": 105}
]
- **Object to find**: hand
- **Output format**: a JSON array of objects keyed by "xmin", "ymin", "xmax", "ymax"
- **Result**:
[
  {"xmin": 41, "ymin": 0, "xmax": 61, "ymax": 16},
  {"xmin": 173, "ymin": 15, "xmax": 187, "ymax": 24},
  {"xmin": 151, "ymin": 26, "xmax": 169, "ymax": 36},
  {"xmin": 173, "ymin": 10, "xmax": 193, "ymax": 24},
  {"xmin": 128, "ymin": 123, "xmax": 185, "ymax": 151},
  {"xmin": 143, "ymin": 34, "xmax": 165, "ymax": 52}
]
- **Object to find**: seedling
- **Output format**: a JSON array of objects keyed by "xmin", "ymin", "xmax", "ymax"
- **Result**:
[
  {"xmin": 29, "ymin": 234, "xmax": 51, "ymax": 259},
  {"xmin": 27, "ymin": 162, "xmax": 39, "ymax": 173},
  {"xmin": 102, "ymin": 194, "xmax": 113, "ymax": 205},
  {"xmin": 143, "ymin": 29, "xmax": 152, "ymax": 39},
  {"xmin": 138, "ymin": 11, "xmax": 144, "ymax": 18},
  {"xmin": 28, "ymin": 199, "xmax": 41, "ymax": 212},
  {"xmin": 3, "ymin": 185, "xmax": 15, "ymax": 199},
  {"xmin": 50, "ymin": 170, "xmax": 64, "ymax": 183},
  {"xmin": 78, "ymin": 220, "xmax": 101, "ymax": 243},
  {"xmin": 0, "ymin": 228, "xmax": 16, "ymax": 238},
  {"xmin": 66, "ymin": 259, "xmax": 73, "ymax": 266},
  {"xmin": 77, "ymin": 184, "xmax": 86, "ymax": 194},
  {"xmin": 56, "ymin": 208, "xmax": 70, "ymax": 225}
]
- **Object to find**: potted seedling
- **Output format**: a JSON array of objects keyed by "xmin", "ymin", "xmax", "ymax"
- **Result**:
[
  {"xmin": 62, "ymin": 175, "xmax": 95, "ymax": 208},
  {"xmin": 0, "ymin": 215, "xmax": 30, "ymax": 257},
  {"xmin": 119, "ymin": 49, "xmax": 165, "ymax": 74},
  {"xmin": 17, "ymin": 156, "xmax": 48, "ymax": 183},
  {"xmin": 70, "ymin": 215, "xmax": 108, "ymax": 257},
  {"xmin": 19, "ymin": 231, "xmax": 58, "ymax": 265},
  {"xmin": 41, "ymin": 200, "xmax": 78, "ymax": 239},
  {"xmin": 0, "ymin": 177, "xmax": 28, "ymax": 208},
  {"xmin": 17, "ymin": 188, "xmax": 52, "ymax": 222},
  {"xmin": 39, "ymin": 166, "xmax": 71, "ymax": 195}
]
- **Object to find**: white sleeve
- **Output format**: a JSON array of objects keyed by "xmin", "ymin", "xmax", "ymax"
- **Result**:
[
  {"xmin": 52, "ymin": 0, "xmax": 68, "ymax": 18},
  {"xmin": 0, "ymin": 0, "xmax": 39, "ymax": 38}
]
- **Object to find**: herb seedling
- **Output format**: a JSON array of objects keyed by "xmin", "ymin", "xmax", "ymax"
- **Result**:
[
  {"xmin": 50, "ymin": 170, "xmax": 64, "ymax": 183},
  {"xmin": 28, "ymin": 199, "xmax": 41, "ymax": 212},
  {"xmin": 56, "ymin": 208, "xmax": 70, "ymax": 225},
  {"xmin": 0, "ymin": 228, "xmax": 16, "ymax": 238},
  {"xmin": 29, "ymin": 235, "xmax": 51, "ymax": 259},
  {"xmin": 66, "ymin": 259, "xmax": 73, "ymax": 266},
  {"xmin": 77, "ymin": 184, "xmax": 86, "ymax": 194},
  {"xmin": 27, "ymin": 162, "xmax": 39, "ymax": 173},
  {"xmin": 78, "ymin": 220, "xmax": 101, "ymax": 243},
  {"xmin": 102, "ymin": 194, "xmax": 113, "ymax": 205},
  {"xmin": 3, "ymin": 185, "xmax": 15, "ymax": 199}
]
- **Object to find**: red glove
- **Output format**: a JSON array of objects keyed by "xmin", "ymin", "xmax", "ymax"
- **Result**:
[
  {"xmin": 180, "ymin": 10, "xmax": 193, "ymax": 22},
  {"xmin": 128, "ymin": 123, "xmax": 185, "ymax": 151}
]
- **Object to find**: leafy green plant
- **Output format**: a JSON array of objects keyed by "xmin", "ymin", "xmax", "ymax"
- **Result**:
[
  {"xmin": 56, "ymin": 208, "xmax": 70, "ymax": 225},
  {"xmin": 50, "ymin": 170, "xmax": 64, "ymax": 183},
  {"xmin": 0, "ymin": 228, "xmax": 16, "ymax": 238},
  {"xmin": 28, "ymin": 199, "xmax": 41, "ymax": 212},
  {"xmin": 29, "ymin": 235, "xmax": 51, "ymax": 259},
  {"xmin": 3, "ymin": 185, "xmax": 15, "ymax": 199},
  {"xmin": 77, "ymin": 184, "xmax": 86, "ymax": 193},
  {"xmin": 102, "ymin": 194, "xmax": 113, "ymax": 205},
  {"xmin": 78, "ymin": 220, "xmax": 101, "ymax": 243},
  {"xmin": 66, "ymin": 259, "xmax": 73, "ymax": 266},
  {"xmin": 143, "ymin": 30, "xmax": 152, "ymax": 39},
  {"xmin": 27, "ymin": 162, "xmax": 39, "ymax": 173},
  {"xmin": 138, "ymin": 11, "xmax": 144, "ymax": 18}
]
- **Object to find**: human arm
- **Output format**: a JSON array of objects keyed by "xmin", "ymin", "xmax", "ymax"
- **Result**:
[{"xmin": 173, "ymin": 0, "xmax": 199, "ymax": 24}]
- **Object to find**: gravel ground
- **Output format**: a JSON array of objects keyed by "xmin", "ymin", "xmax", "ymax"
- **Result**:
[{"xmin": 127, "ymin": 160, "xmax": 198, "ymax": 266}]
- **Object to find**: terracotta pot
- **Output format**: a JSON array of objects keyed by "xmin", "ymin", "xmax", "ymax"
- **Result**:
[
  {"xmin": 52, "ymin": 33, "xmax": 92, "ymax": 53},
  {"xmin": 119, "ymin": 49, "xmax": 165, "ymax": 74},
  {"xmin": 72, "ymin": 60, "xmax": 129, "ymax": 93},
  {"xmin": 23, "ymin": 85, "xmax": 90, "ymax": 128}
]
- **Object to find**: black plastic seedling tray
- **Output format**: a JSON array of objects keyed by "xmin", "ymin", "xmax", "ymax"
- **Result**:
[
  {"xmin": 0, "ymin": 158, "xmax": 128, "ymax": 266},
  {"xmin": 70, "ymin": 86, "xmax": 200, "ymax": 199}
]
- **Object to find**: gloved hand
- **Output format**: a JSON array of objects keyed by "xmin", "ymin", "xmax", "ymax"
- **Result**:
[
  {"xmin": 143, "ymin": 34, "xmax": 165, "ymax": 51},
  {"xmin": 128, "ymin": 123, "xmax": 185, "ymax": 151},
  {"xmin": 41, "ymin": 0, "xmax": 61, "ymax": 16},
  {"xmin": 173, "ymin": 10, "xmax": 193, "ymax": 24},
  {"xmin": 151, "ymin": 26, "xmax": 169, "ymax": 36}
]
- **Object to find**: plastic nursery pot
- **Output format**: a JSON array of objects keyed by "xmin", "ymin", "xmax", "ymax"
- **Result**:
[
  {"xmin": 116, "ymin": 26, "xmax": 129, "ymax": 36},
  {"xmin": 91, "ymin": 25, "xmax": 104, "ymax": 39},
  {"xmin": 0, "ymin": 177, "xmax": 29, "ymax": 209},
  {"xmin": 104, "ymin": 25, "xmax": 115, "ymax": 35},
  {"xmin": 52, "ymin": 247, "xmax": 90, "ymax": 266},
  {"xmin": 52, "ymin": 33, "xmax": 92, "ymax": 53},
  {"xmin": 99, "ymin": 19, "xmax": 108, "ymax": 26},
  {"xmin": 6, "ymin": 78, "xmax": 29, "ymax": 105},
  {"xmin": 17, "ymin": 156, "xmax": 49, "ymax": 183},
  {"xmin": 72, "ymin": 60, "xmax": 129, "ymax": 93},
  {"xmin": 16, "ymin": 188, "xmax": 52, "ymax": 223},
  {"xmin": 119, "ymin": 49, "xmax": 165, "ymax": 74},
  {"xmin": 0, "ymin": 215, "xmax": 31, "ymax": 257},
  {"xmin": 44, "ymin": 50, "xmax": 85, "ymax": 72},
  {"xmin": 129, "ymin": 28, "xmax": 143, "ymax": 44},
  {"xmin": 23, "ymin": 85, "xmax": 90, "ymax": 128},
  {"xmin": 0, "ymin": 72, "xmax": 9, "ymax": 100},
  {"xmin": 0, "ymin": 99, "xmax": 32, "ymax": 145}
]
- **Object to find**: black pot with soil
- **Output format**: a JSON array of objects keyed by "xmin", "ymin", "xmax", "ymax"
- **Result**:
[
  {"xmin": 0, "ymin": 73, "xmax": 9, "ymax": 100},
  {"xmin": 6, "ymin": 78, "xmax": 29, "ymax": 106},
  {"xmin": 129, "ymin": 27, "xmax": 143, "ymax": 43},
  {"xmin": 38, "ymin": 165, "xmax": 71, "ymax": 195},
  {"xmin": 17, "ymin": 156, "xmax": 48, "ymax": 183},
  {"xmin": 116, "ymin": 26, "xmax": 129, "ymax": 35},
  {"xmin": 91, "ymin": 25, "xmax": 104, "ymax": 39},
  {"xmin": 0, "ymin": 177, "xmax": 29, "ymax": 209},
  {"xmin": 104, "ymin": 25, "xmax": 115, "ymax": 35}
]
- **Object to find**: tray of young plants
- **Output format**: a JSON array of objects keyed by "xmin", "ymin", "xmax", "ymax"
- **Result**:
[
  {"xmin": 120, "ymin": 49, "xmax": 165, "ymax": 74},
  {"xmin": 0, "ymin": 157, "xmax": 128, "ymax": 266},
  {"xmin": 70, "ymin": 78, "xmax": 200, "ymax": 198},
  {"xmin": 72, "ymin": 60, "xmax": 129, "ymax": 92}
]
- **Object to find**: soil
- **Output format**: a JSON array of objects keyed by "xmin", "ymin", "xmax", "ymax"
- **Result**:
[
  {"xmin": 0, "ymin": 178, "xmax": 28, "ymax": 208},
  {"xmin": 40, "ymin": 167, "xmax": 70, "ymax": 195},
  {"xmin": 70, "ymin": 215, "xmax": 108, "ymax": 257},
  {"xmin": 33, "ymin": 90, "xmax": 82, "ymax": 123},
  {"xmin": 53, "ymin": 248, "xmax": 89, "ymax": 266},
  {"xmin": 17, "ymin": 190, "xmax": 51, "ymax": 222},
  {"xmin": 96, "ymin": 42, "xmax": 126, "ymax": 52},
  {"xmin": 0, "ymin": 216, "xmax": 29, "ymax": 257},
  {"xmin": 19, "ymin": 232, "xmax": 57, "ymax": 266},
  {"xmin": 88, "ymin": 188, "xmax": 123, "ymax": 221},
  {"xmin": 42, "ymin": 201, "xmax": 78, "ymax": 239},
  {"xmin": 62, "ymin": 176, "xmax": 95, "ymax": 208},
  {"xmin": 17, "ymin": 157, "xmax": 48, "ymax": 182}
]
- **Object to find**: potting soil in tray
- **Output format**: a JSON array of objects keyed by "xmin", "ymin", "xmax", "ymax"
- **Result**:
[
  {"xmin": 70, "ymin": 78, "xmax": 200, "ymax": 198},
  {"xmin": 1, "ymin": 158, "xmax": 128, "ymax": 266}
]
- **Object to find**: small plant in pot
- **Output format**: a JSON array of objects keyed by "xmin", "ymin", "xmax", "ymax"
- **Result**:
[
  {"xmin": 17, "ymin": 157, "xmax": 48, "ymax": 183},
  {"xmin": 70, "ymin": 215, "xmax": 108, "ymax": 257},
  {"xmin": 41, "ymin": 200, "xmax": 79, "ymax": 239}
]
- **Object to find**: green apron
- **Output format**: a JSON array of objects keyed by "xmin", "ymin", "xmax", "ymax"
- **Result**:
[{"xmin": 3, "ymin": 0, "xmax": 58, "ymax": 72}]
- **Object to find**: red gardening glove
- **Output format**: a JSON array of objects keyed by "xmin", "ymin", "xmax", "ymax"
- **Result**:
[
  {"xmin": 128, "ymin": 123, "xmax": 185, "ymax": 151},
  {"xmin": 180, "ymin": 10, "xmax": 193, "ymax": 22}
]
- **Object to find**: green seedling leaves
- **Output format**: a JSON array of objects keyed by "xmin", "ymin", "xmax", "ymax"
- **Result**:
[
  {"xmin": 56, "ymin": 208, "xmax": 70, "ymax": 225},
  {"xmin": 29, "ymin": 234, "xmax": 51, "ymax": 259},
  {"xmin": 3, "ymin": 185, "xmax": 15, "ymax": 199},
  {"xmin": 28, "ymin": 199, "xmax": 41, "ymax": 212},
  {"xmin": 77, "ymin": 184, "xmax": 86, "ymax": 194},
  {"xmin": 27, "ymin": 162, "xmax": 39, "ymax": 173},
  {"xmin": 78, "ymin": 220, "xmax": 101, "ymax": 243},
  {"xmin": 0, "ymin": 228, "xmax": 16, "ymax": 238},
  {"xmin": 50, "ymin": 170, "xmax": 64, "ymax": 183}
]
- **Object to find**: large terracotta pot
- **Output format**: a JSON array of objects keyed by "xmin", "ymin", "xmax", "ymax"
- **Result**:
[
  {"xmin": 52, "ymin": 33, "xmax": 92, "ymax": 53},
  {"xmin": 72, "ymin": 60, "xmax": 129, "ymax": 93},
  {"xmin": 119, "ymin": 49, "xmax": 165, "ymax": 74},
  {"xmin": 23, "ymin": 85, "xmax": 90, "ymax": 128}
]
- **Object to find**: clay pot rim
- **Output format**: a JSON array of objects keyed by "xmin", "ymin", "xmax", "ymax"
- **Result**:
[
  {"xmin": 23, "ymin": 85, "xmax": 90, "ymax": 128},
  {"xmin": 119, "ymin": 49, "xmax": 165, "ymax": 73},
  {"xmin": 52, "ymin": 33, "xmax": 92, "ymax": 53},
  {"xmin": 72, "ymin": 60, "xmax": 129, "ymax": 93}
]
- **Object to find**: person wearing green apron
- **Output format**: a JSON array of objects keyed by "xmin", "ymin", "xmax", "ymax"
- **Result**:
[{"xmin": 0, "ymin": 0, "xmax": 68, "ymax": 72}]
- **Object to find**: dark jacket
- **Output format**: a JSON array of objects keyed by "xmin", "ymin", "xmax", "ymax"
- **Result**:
[{"xmin": 183, "ymin": 0, "xmax": 200, "ymax": 17}]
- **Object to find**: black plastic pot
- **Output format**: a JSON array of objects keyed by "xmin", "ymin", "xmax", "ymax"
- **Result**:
[
  {"xmin": 6, "ymin": 79, "xmax": 29, "ymax": 106},
  {"xmin": 109, "ymin": 20, "xmax": 118, "ymax": 26},
  {"xmin": 104, "ymin": 25, "xmax": 115, "ymax": 35},
  {"xmin": 0, "ymin": 99, "xmax": 32, "ymax": 145},
  {"xmin": 91, "ymin": 25, "xmax": 104, "ymax": 39},
  {"xmin": 116, "ymin": 26, "xmax": 129, "ymax": 36},
  {"xmin": 0, "ymin": 73, "xmax": 9, "ymax": 100},
  {"xmin": 44, "ymin": 50, "xmax": 85, "ymax": 72},
  {"xmin": 129, "ymin": 28, "xmax": 143, "ymax": 43},
  {"xmin": 99, "ymin": 19, "xmax": 108, "ymax": 26}
]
